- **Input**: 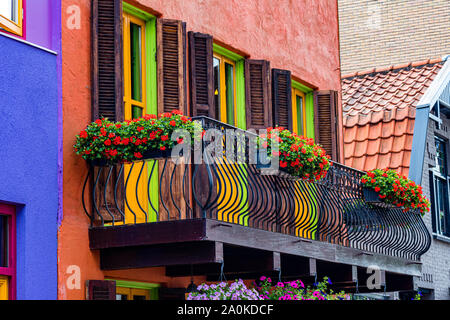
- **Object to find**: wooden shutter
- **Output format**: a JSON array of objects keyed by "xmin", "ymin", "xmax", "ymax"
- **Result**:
[
  {"xmin": 156, "ymin": 19, "xmax": 188, "ymax": 221},
  {"xmin": 157, "ymin": 19, "xmax": 187, "ymax": 115},
  {"xmin": 86, "ymin": 280, "xmax": 116, "ymax": 300},
  {"xmin": 91, "ymin": 0, "xmax": 123, "ymax": 121},
  {"xmin": 91, "ymin": 0, "xmax": 124, "ymax": 224},
  {"xmin": 245, "ymin": 60, "xmax": 272, "ymax": 130},
  {"xmin": 272, "ymin": 69, "xmax": 292, "ymax": 131},
  {"xmin": 314, "ymin": 90, "xmax": 340, "ymax": 161},
  {"xmin": 188, "ymin": 32, "xmax": 214, "ymax": 118}
]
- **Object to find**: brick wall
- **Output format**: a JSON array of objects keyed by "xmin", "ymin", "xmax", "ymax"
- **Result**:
[
  {"xmin": 417, "ymin": 112, "xmax": 450, "ymax": 300},
  {"xmin": 338, "ymin": 0, "xmax": 450, "ymax": 75}
]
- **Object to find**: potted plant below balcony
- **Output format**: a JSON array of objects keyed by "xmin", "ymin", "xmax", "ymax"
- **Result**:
[
  {"xmin": 361, "ymin": 168, "xmax": 430, "ymax": 216},
  {"xmin": 256, "ymin": 127, "xmax": 331, "ymax": 182},
  {"xmin": 73, "ymin": 110, "xmax": 199, "ymax": 165}
]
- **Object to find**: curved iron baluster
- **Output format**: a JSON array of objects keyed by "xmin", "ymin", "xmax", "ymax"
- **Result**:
[
  {"xmin": 82, "ymin": 166, "xmax": 94, "ymax": 225},
  {"xmin": 114, "ymin": 164, "xmax": 126, "ymax": 222},
  {"xmin": 103, "ymin": 165, "xmax": 116, "ymax": 225},
  {"xmin": 92, "ymin": 166, "xmax": 104, "ymax": 225},
  {"xmin": 146, "ymin": 160, "xmax": 159, "ymax": 221}
]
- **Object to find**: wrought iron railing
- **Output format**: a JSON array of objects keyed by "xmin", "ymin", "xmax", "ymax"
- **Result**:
[{"xmin": 82, "ymin": 116, "xmax": 431, "ymax": 261}]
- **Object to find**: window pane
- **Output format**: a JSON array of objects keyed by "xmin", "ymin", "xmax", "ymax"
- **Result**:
[
  {"xmin": 132, "ymin": 105, "xmax": 143, "ymax": 119},
  {"xmin": 0, "ymin": 215, "xmax": 8, "ymax": 268},
  {"xmin": 296, "ymin": 95, "xmax": 304, "ymax": 136},
  {"xmin": 130, "ymin": 23, "xmax": 142, "ymax": 102},
  {"xmin": 0, "ymin": 1, "xmax": 15, "ymax": 22},
  {"xmin": 213, "ymin": 58, "xmax": 220, "ymax": 120},
  {"xmin": 225, "ymin": 62, "xmax": 235, "ymax": 126},
  {"xmin": 435, "ymin": 178, "xmax": 449, "ymax": 236},
  {"xmin": 435, "ymin": 138, "xmax": 447, "ymax": 176},
  {"xmin": 133, "ymin": 295, "xmax": 146, "ymax": 300}
]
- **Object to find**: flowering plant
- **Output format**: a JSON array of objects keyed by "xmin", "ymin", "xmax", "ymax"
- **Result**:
[
  {"xmin": 361, "ymin": 168, "xmax": 430, "ymax": 215},
  {"xmin": 73, "ymin": 118, "xmax": 124, "ymax": 164},
  {"xmin": 255, "ymin": 276, "xmax": 350, "ymax": 300},
  {"xmin": 258, "ymin": 127, "xmax": 331, "ymax": 181},
  {"xmin": 186, "ymin": 279, "xmax": 262, "ymax": 300},
  {"xmin": 74, "ymin": 110, "xmax": 198, "ymax": 164}
]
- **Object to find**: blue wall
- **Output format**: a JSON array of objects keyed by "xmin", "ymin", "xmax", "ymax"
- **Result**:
[{"xmin": 0, "ymin": 35, "xmax": 58, "ymax": 299}]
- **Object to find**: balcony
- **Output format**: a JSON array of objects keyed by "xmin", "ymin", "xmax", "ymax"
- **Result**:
[{"xmin": 83, "ymin": 117, "xmax": 431, "ymax": 293}]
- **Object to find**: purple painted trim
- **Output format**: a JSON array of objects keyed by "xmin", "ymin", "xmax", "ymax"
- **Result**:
[{"xmin": 54, "ymin": 1, "xmax": 63, "ymax": 226}]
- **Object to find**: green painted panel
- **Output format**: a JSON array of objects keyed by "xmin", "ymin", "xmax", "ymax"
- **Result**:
[
  {"xmin": 123, "ymin": 2, "xmax": 155, "ymax": 20},
  {"xmin": 145, "ymin": 17, "xmax": 159, "ymax": 222},
  {"xmin": 305, "ymin": 92, "xmax": 315, "ymax": 139}
]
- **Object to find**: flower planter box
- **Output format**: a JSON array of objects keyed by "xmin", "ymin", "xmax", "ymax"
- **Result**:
[
  {"xmin": 255, "ymin": 154, "xmax": 298, "ymax": 180},
  {"xmin": 87, "ymin": 159, "xmax": 109, "ymax": 167},
  {"xmin": 142, "ymin": 148, "xmax": 174, "ymax": 160},
  {"xmin": 362, "ymin": 187, "xmax": 382, "ymax": 203}
]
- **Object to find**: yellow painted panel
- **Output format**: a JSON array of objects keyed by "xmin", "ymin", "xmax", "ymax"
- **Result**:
[
  {"xmin": 130, "ymin": 288, "xmax": 150, "ymax": 300},
  {"xmin": 117, "ymin": 286, "xmax": 150, "ymax": 300},
  {"xmin": 0, "ymin": 276, "xmax": 9, "ymax": 300}
]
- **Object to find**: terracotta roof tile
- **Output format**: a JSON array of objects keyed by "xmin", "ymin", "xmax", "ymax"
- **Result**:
[{"xmin": 343, "ymin": 59, "xmax": 443, "ymax": 175}]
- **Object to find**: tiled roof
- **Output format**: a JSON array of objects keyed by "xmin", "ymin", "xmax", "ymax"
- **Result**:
[{"xmin": 342, "ymin": 59, "xmax": 444, "ymax": 176}]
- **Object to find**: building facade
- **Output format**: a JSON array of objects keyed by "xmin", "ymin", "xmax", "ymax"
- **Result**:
[
  {"xmin": 0, "ymin": 0, "xmax": 61, "ymax": 300},
  {"xmin": 339, "ymin": 0, "xmax": 450, "ymax": 300},
  {"xmin": 54, "ymin": 0, "xmax": 433, "ymax": 300},
  {"xmin": 59, "ymin": 0, "xmax": 345, "ymax": 300},
  {"xmin": 342, "ymin": 58, "xmax": 450, "ymax": 299},
  {"xmin": 338, "ymin": 0, "xmax": 450, "ymax": 75}
]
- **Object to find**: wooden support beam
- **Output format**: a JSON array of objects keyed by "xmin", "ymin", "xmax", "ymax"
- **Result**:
[
  {"xmin": 166, "ymin": 245, "xmax": 280, "ymax": 277},
  {"xmin": 100, "ymin": 241, "xmax": 222, "ymax": 270}
]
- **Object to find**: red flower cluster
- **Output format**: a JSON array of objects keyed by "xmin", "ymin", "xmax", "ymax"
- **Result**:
[
  {"xmin": 258, "ymin": 127, "xmax": 331, "ymax": 182},
  {"xmin": 361, "ymin": 168, "xmax": 430, "ymax": 216},
  {"xmin": 73, "ymin": 110, "xmax": 198, "ymax": 164}
]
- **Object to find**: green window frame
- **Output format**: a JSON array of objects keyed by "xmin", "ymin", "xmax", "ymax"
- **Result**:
[
  {"xmin": 291, "ymin": 79, "xmax": 315, "ymax": 139},
  {"xmin": 212, "ymin": 43, "xmax": 246, "ymax": 130}
]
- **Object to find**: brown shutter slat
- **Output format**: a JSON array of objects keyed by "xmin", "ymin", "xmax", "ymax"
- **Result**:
[
  {"xmin": 314, "ymin": 90, "xmax": 340, "ymax": 161},
  {"xmin": 86, "ymin": 280, "xmax": 116, "ymax": 300},
  {"xmin": 157, "ymin": 19, "xmax": 187, "ymax": 114},
  {"xmin": 188, "ymin": 32, "xmax": 214, "ymax": 118},
  {"xmin": 91, "ymin": 0, "xmax": 123, "ymax": 121},
  {"xmin": 272, "ymin": 69, "xmax": 292, "ymax": 131},
  {"xmin": 245, "ymin": 59, "xmax": 271, "ymax": 130}
]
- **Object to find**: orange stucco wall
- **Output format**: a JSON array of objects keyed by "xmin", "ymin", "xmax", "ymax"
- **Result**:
[{"xmin": 59, "ymin": 0, "xmax": 342, "ymax": 299}]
